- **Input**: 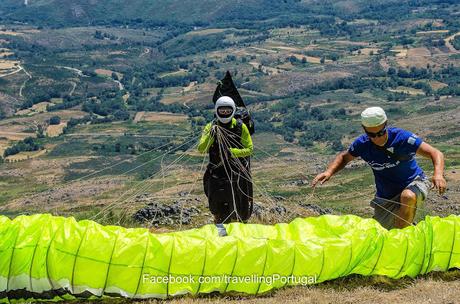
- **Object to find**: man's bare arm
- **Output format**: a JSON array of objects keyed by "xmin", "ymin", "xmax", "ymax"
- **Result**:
[
  {"xmin": 312, "ymin": 151, "xmax": 355, "ymax": 187},
  {"xmin": 416, "ymin": 142, "xmax": 446, "ymax": 194}
]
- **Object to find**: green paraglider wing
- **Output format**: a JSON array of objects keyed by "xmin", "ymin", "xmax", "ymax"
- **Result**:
[{"xmin": 0, "ymin": 214, "xmax": 459, "ymax": 302}]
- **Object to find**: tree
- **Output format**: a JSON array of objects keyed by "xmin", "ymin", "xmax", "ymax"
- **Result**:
[{"xmin": 49, "ymin": 116, "xmax": 61, "ymax": 125}]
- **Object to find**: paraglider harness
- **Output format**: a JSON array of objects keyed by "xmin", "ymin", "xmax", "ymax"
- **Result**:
[{"xmin": 203, "ymin": 71, "xmax": 254, "ymax": 224}]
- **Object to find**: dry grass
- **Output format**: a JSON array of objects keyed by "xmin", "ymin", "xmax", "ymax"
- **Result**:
[
  {"xmin": 0, "ymin": 50, "xmax": 14, "ymax": 57},
  {"xmin": 186, "ymin": 28, "xmax": 227, "ymax": 36},
  {"xmin": 248, "ymin": 47, "xmax": 278, "ymax": 54},
  {"xmin": 391, "ymin": 48, "xmax": 408, "ymax": 58},
  {"xmin": 0, "ymin": 30, "xmax": 23, "ymax": 36},
  {"xmin": 95, "ymin": 69, "xmax": 123, "ymax": 79},
  {"xmin": 395, "ymin": 102, "xmax": 460, "ymax": 138},
  {"xmin": 5, "ymin": 149, "xmax": 47, "ymax": 162},
  {"xmin": 0, "ymin": 131, "xmax": 35, "ymax": 141},
  {"xmin": 270, "ymin": 45, "xmax": 299, "ymax": 51},
  {"xmin": 183, "ymin": 81, "xmax": 197, "ymax": 93},
  {"xmin": 46, "ymin": 122, "xmax": 67, "ymax": 137},
  {"xmin": 0, "ymin": 139, "xmax": 10, "ymax": 156},
  {"xmin": 395, "ymin": 47, "xmax": 436, "ymax": 68},
  {"xmin": 283, "ymin": 53, "xmax": 331, "ymax": 64},
  {"xmin": 5, "ymin": 172, "xmax": 127, "ymax": 211},
  {"xmin": 416, "ymin": 30, "xmax": 449, "ymax": 35},
  {"xmin": 7, "ymin": 109, "xmax": 86, "ymax": 123},
  {"xmin": 15, "ymin": 101, "xmax": 52, "ymax": 116},
  {"xmin": 109, "ymin": 51, "xmax": 127, "ymax": 55},
  {"xmin": 428, "ymin": 80, "xmax": 448, "ymax": 90},
  {"xmin": 135, "ymin": 111, "xmax": 188, "ymax": 123},
  {"xmin": 249, "ymin": 62, "xmax": 282, "ymax": 75},
  {"xmin": 388, "ymin": 87, "xmax": 425, "ymax": 96},
  {"xmin": 333, "ymin": 40, "xmax": 369, "ymax": 46},
  {"xmin": 133, "ymin": 111, "xmax": 145, "ymax": 123},
  {"xmin": 159, "ymin": 69, "xmax": 188, "ymax": 78},
  {"xmin": 354, "ymin": 48, "xmax": 380, "ymax": 56},
  {"xmin": 0, "ymin": 59, "xmax": 19, "ymax": 72},
  {"xmin": 84, "ymin": 273, "xmax": 460, "ymax": 304},
  {"xmin": 445, "ymin": 31, "xmax": 460, "ymax": 53}
]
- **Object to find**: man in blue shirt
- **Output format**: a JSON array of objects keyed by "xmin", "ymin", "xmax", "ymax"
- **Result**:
[{"xmin": 312, "ymin": 107, "xmax": 446, "ymax": 229}]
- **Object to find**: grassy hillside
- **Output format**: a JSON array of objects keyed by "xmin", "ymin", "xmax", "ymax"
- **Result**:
[{"xmin": 0, "ymin": 1, "xmax": 460, "ymax": 301}]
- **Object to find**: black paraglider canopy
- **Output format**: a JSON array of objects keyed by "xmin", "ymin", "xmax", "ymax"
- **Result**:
[
  {"xmin": 212, "ymin": 70, "xmax": 255, "ymax": 135},
  {"xmin": 212, "ymin": 71, "xmax": 245, "ymax": 107}
]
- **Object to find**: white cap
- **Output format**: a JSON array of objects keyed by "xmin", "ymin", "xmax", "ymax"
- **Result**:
[
  {"xmin": 361, "ymin": 107, "xmax": 387, "ymax": 127},
  {"xmin": 215, "ymin": 96, "xmax": 236, "ymax": 124}
]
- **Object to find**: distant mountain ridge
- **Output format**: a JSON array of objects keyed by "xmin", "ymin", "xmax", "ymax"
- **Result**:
[
  {"xmin": 0, "ymin": 0, "xmax": 309, "ymax": 26},
  {"xmin": 0, "ymin": 0, "xmax": 436, "ymax": 27}
]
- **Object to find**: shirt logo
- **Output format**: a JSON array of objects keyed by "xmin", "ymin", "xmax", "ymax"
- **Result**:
[
  {"xmin": 368, "ymin": 160, "xmax": 400, "ymax": 171},
  {"xmin": 408, "ymin": 136, "xmax": 417, "ymax": 145},
  {"xmin": 387, "ymin": 147, "xmax": 394, "ymax": 153}
]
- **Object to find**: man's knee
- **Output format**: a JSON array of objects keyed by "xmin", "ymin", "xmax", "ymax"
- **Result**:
[
  {"xmin": 399, "ymin": 189, "xmax": 417, "ymax": 218},
  {"xmin": 400, "ymin": 189, "xmax": 417, "ymax": 204}
]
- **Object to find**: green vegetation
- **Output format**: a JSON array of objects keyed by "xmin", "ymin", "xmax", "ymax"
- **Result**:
[
  {"xmin": 3, "ymin": 137, "xmax": 43, "ymax": 157},
  {"xmin": 49, "ymin": 115, "xmax": 61, "ymax": 125},
  {"xmin": 453, "ymin": 36, "xmax": 460, "ymax": 51}
]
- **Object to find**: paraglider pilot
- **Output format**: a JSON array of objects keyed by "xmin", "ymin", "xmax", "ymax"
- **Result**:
[{"xmin": 198, "ymin": 96, "xmax": 254, "ymax": 224}]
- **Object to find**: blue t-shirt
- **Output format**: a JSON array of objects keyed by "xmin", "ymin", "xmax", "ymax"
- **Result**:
[{"xmin": 348, "ymin": 127, "xmax": 425, "ymax": 199}]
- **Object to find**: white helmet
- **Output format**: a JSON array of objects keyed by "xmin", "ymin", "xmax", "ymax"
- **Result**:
[{"xmin": 215, "ymin": 96, "xmax": 236, "ymax": 124}]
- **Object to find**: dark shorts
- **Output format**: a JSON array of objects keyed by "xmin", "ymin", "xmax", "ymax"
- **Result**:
[{"xmin": 370, "ymin": 176, "xmax": 431, "ymax": 229}]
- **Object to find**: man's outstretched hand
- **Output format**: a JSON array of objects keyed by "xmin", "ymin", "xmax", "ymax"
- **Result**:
[
  {"xmin": 312, "ymin": 171, "xmax": 332, "ymax": 188},
  {"xmin": 432, "ymin": 174, "xmax": 447, "ymax": 195}
]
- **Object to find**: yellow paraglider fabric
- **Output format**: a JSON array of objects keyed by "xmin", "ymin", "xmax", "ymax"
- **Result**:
[{"xmin": 0, "ymin": 214, "xmax": 459, "ymax": 302}]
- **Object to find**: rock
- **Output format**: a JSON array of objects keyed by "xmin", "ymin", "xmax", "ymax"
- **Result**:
[
  {"xmin": 252, "ymin": 202, "xmax": 267, "ymax": 217},
  {"xmin": 253, "ymin": 203, "xmax": 288, "ymax": 217},
  {"xmin": 298, "ymin": 202, "xmax": 332, "ymax": 215},
  {"xmin": 270, "ymin": 205, "xmax": 287, "ymax": 215},
  {"xmin": 179, "ymin": 191, "xmax": 189, "ymax": 197},
  {"xmin": 132, "ymin": 201, "xmax": 200, "ymax": 225}
]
